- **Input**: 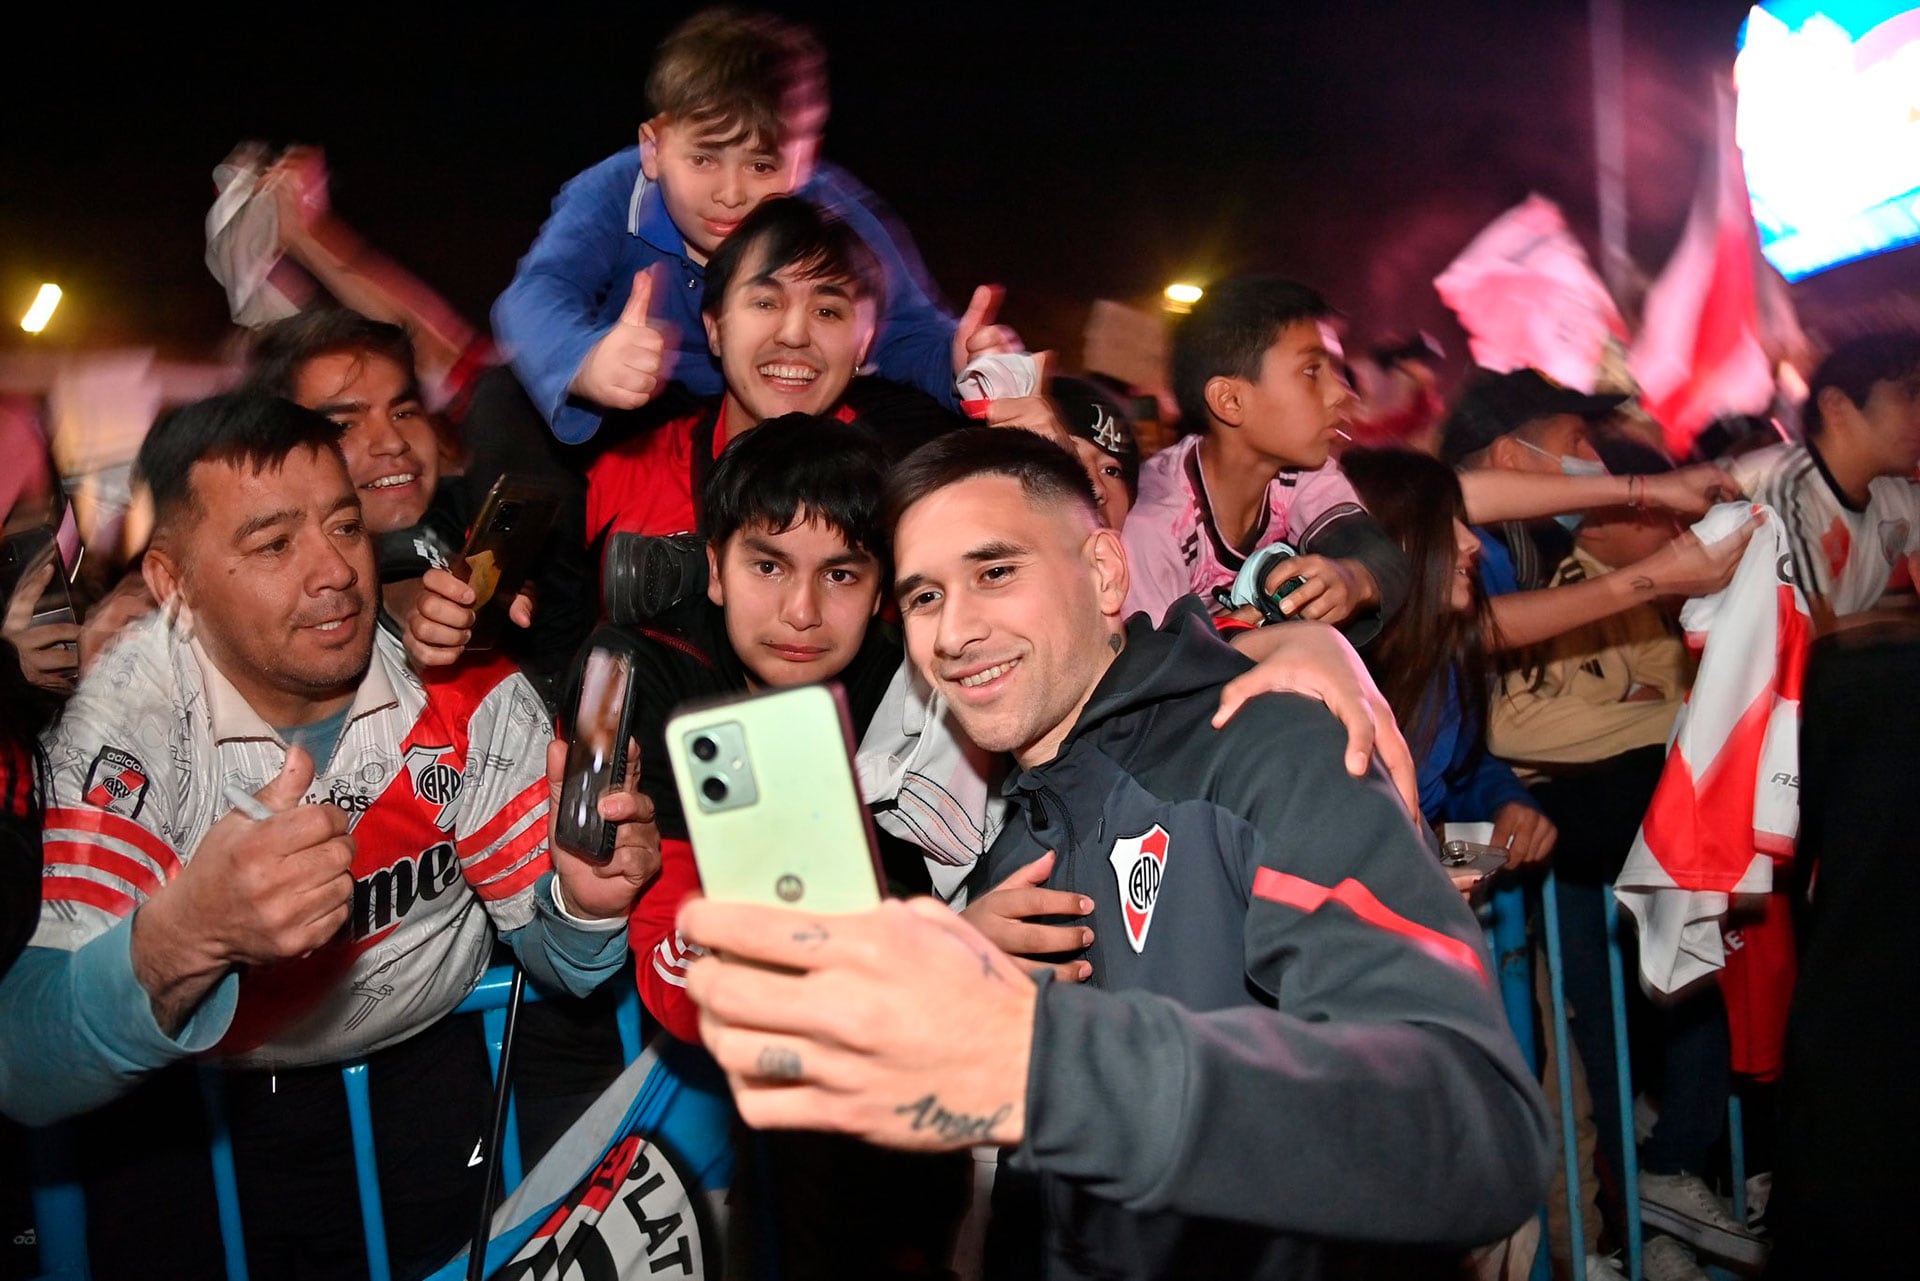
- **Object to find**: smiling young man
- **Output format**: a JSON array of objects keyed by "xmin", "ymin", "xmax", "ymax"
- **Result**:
[
  {"xmin": 246, "ymin": 309, "xmax": 443, "ymax": 535},
  {"xmin": 0, "ymin": 394, "xmax": 654, "ymax": 1277},
  {"xmin": 583, "ymin": 196, "xmax": 890, "ymax": 549},
  {"xmin": 679, "ymin": 428, "xmax": 1548, "ymax": 1281}
]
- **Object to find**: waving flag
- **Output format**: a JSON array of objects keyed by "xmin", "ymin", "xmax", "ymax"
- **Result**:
[
  {"xmin": 1434, "ymin": 194, "xmax": 1627, "ymax": 394},
  {"xmin": 1631, "ymin": 79, "xmax": 1806, "ymax": 457}
]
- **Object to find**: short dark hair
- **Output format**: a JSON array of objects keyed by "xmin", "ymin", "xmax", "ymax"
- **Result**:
[
  {"xmin": 1171, "ymin": 275, "xmax": 1332, "ymax": 434},
  {"xmin": 703, "ymin": 413, "xmax": 887, "ymax": 564},
  {"xmin": 137, "ymin": 394, "xmax": 346, "ymax": 530},
  {"xmin": 647, "ymin": 7, "xmax": 828, "ymax": 149},
  {"xmin": 1804, "ymin": 330, "xmax": 1920, "ymax": 439},
  {"xmin": 242, "ymin": 308, "xmax": 419, "ymax": 401},
  {"xmin": 702, "ymin": 197, "xmax": 884, "ymax": 319},
  {"xmin": 883, "ymin": 427, "xmax": 1100, "ymax": 534}
]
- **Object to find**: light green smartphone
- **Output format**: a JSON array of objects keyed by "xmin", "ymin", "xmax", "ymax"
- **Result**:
[{"xmin": 666, "ymin": 684, "xmax": 885, "ymax": 913}]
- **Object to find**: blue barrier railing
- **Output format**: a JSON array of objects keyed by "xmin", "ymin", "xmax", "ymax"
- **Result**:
[{"xmin": 29, "ymin": 967, "xmax": 643, "ymax": 1281}]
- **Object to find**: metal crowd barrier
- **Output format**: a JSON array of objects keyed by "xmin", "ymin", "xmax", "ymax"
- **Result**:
[
  {"xmin": 29, "ymin": 966, "xmax": 645, "ymax": 1281},
  {"xmin": 1487, "ymin": 876, "xmax": 1750, "ymax": 1281}
]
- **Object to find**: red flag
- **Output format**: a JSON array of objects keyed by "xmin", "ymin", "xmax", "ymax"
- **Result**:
[{"xmin": 1631, "ymin": 79, "xmax": 1803, "ymax": 456}]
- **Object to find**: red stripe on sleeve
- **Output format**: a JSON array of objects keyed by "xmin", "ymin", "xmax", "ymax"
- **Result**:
[
  {"xmin": 44, "ymin": 807, "xmax": 181, "ymax": 879},
  {"xmin": 43, "ymin": 840, "xmax": 167, "ymax": 898},
  {"xmin": 472, "ymin": 849, "xmax": 551, "ymax": 903},
  {"xmin": 465, "ymin": 815, "xmax": 547, "ymax": 884},
  {"xmin": 1252, "ymin": 867, "xmax": 1487, "ymax": 982},
  {"xmin": 462, "ymin": 779, "xmax": 547, "ymax": 858},
  {"xmin": 42, "ymin": 875, "xmax": 139, "ymax": 919}
]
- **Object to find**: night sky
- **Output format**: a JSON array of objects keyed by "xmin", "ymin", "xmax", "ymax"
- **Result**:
[{"xmin": 5, "ymin": 0, "xmax": 1892, "ymax": 372}]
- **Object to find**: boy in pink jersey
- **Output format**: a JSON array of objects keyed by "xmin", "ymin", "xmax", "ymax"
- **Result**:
[{"xmin": 1122, "ymin": 276, "xmax": 1408, "ymax": 643}]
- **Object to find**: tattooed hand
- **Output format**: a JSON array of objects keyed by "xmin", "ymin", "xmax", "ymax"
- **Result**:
[{"xmin": 679, "ymin": 895, "xmax": 1035, "ymax": 1150}]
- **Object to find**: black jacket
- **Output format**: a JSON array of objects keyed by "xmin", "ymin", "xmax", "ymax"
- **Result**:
[{"xmin": 976, "ymin": 600, "xmax": 1550, "ymax": 1280}]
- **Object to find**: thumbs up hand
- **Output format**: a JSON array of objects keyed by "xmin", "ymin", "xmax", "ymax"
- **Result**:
[
  {"xmin": 952, "ymin": 284, "xmax": 1023, "ymax": 376},
  {"xmin": 571, "ymin": 269, "xmax": 671, "ymax": 411}
]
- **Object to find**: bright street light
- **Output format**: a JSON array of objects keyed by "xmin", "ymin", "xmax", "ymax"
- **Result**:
[
  {"xmin": 20, "ymin": 284, "xmax": 62, "ymax": 334},
  {"xmin": 1163, "ymin": 282, "xmax": 1204, "ymax": 306}
]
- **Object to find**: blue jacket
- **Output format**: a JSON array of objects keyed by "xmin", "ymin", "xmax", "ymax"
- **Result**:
[
  {"xmin": 493, "ymin": 149, "xmax": 959, "ymax": 443},
  {"xmin": 1415, "ymin": 672, "xmax": 1537, "ymax": 827}
]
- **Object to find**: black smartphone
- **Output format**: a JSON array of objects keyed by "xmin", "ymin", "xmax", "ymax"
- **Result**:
[
  {"xmin": 459, "ymin": 476, "xmax": 561, "ymax": 650},
  {"xmin": 1, "ymin": 525, "xmax": 79, "ymax": 632},
  {"xmin": 555, "ymin": 642, "xmax": 639, "ymax": 864}
]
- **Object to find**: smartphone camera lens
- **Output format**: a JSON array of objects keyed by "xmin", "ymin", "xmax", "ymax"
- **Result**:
[
  {"xmin": 692, "ymin": 736, "xmax": 718, "ymax": 762},
  {"xmin": 701, "ymin": 776, "xmax": 729, "ymax": 804}
]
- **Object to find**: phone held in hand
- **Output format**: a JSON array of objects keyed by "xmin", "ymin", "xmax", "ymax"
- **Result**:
[
  {"xmin": 1, "ymin": 525, "xmax": 80, "ymax": 657},
  {"xmin": 1439, "ymin": 840, "xmax": 1511, "ymax": 878},
  {"xmin": 666, "ymin": 683, "xmax": 884, "ymax": 914},
  {"xmin": 1443, "ymin": 821, "xmax": 1512, "ymax": 883},
  {"xmin": 555, "ymin": 638, "xmax": 639, "ymax": 865},
  {"xmin": 458, "ymin": 476, "xmax": 561, "ymax": 650}
]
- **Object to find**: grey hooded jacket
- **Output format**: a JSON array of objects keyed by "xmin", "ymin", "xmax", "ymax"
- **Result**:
[{"xmin": 976, "ymin": 599, "xmax": 1551, "ymax": 1280}]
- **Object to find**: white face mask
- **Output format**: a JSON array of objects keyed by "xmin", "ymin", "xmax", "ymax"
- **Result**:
[{"xmin": 1515, "ymin": 437, "xmax": 1607, "ymax": 530}]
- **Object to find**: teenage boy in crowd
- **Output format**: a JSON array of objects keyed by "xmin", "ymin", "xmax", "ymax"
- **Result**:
[
  {"xmin": 1051, "ymin": 374, "xmax": 1142, "ymax": 529},
  {"xmin": 494, "ymin": 8, "xmax": 1015, "ymax": 445},
  {"xmin": 1721, "ymin": 330, "xmax": 1920, "ymax": 623},
  {"xmin": 1125, "ymin": 275, "xmax": 1411, "ymax": 643},
  {"xmin": 679, "ymin": 429, "xmax": 1550, "ymax": 1281},
  {"xmin": 578, "ymin": 196, "xmax": 949, "ymax": 547},
  {"xmin": 0, "ymin": 395, "xmax": 655, "ymax": 1277}
]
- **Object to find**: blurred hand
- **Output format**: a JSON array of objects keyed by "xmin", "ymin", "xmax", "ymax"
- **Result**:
[
  {"xmin": 544, "ymin": 739, "xmax": 660, "ymax": 920},
  {"xmin": 683, "ymin": 895, "xmax": 1034, "ymax": 1150},
  {"xmin": 77, "ymin": 572, "xmax": 156, "ymax": 676},
  {"xmin": 959, "ymin": 850, "xmax": 1093, "ymax": 981},
  {"xmin": 1635, "ymin": 509, "xmax": 1762, "ymax": 600},
  {"xmin": 951, "ymin": 284, "xmax": 1022, "ymax": 376},
  {"xmin": 1642, "ymin": 464, "xmax": 1742, "ymax": 516},
  {"xmin": 1217, "ymin": 620, "xmax": 1420, "ymax": 816},
  {"xmin": 1489, "ymin": 802, "xmax": 1557, "ymax": 868},
  {"xmin": 3, "ymin": 560, "xmax": 79, "ymax": 693},
  {"xmin": 1267, "ymin": 554, "xmax": 1377, "ymax": 625},
  {"xmin": 262, "ymin": 145, "xmax": 332, "ymax": 248},
  {"xmin": 401, "ymin": 566, "xmax": 535, "ymax": 669},
  {"xmin": 571, "ymin": 269, "xmax": 669, "ymax": 411},
  {"xmin": 981, "ymin": 351, "xmax": 1075, "ymax": 451}
]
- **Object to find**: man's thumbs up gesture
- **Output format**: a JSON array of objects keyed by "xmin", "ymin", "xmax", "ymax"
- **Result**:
[
  {"xmin": 571, "ymin": 269, "xmax": 671, "ymax": 411},
  {"xmin": 952, "ymin": 284, "xmax": 1023, "ymax": 375}
]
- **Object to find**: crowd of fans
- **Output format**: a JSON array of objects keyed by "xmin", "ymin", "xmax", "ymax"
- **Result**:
[{"xmin": 3, "ymin": 8, "xmax": 1918, "ymax": 1281}]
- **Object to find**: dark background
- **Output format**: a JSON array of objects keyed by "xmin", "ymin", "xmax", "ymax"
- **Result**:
[{"xmin": 1, "ymin": 1, "xmax": 1908, "ymax": 368}]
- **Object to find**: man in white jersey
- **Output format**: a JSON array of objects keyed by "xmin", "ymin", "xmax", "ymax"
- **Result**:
[
  {"xmin": 1724, "ymin": 331, "xmax": 1920, "ymax": 620},
  {"xmin": 0, "ymin": 394, "xmax": 655, "ymax": 1277}
]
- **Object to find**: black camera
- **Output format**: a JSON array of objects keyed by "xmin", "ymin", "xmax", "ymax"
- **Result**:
[{"xmin": 601, "ymin": 531, "xmax": 709, "ymax": 625}]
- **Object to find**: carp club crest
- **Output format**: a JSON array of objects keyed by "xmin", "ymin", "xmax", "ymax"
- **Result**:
[{"xmin": 1107, "ymin": 824, "xmax": 1169, "ymax": 953}]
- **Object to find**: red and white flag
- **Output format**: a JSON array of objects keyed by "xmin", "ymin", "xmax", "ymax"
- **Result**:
[
  {"xmin": 1434, "ymin": 194, "xmax": 1627, "ymax": 393},
  {"xmin": 1630, "ymin": 79, "xmax": 1805, "ymax": 457}
]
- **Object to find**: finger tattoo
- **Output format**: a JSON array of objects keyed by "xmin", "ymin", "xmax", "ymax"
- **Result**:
[{"xmin": 756, "ymin": 1046, "xmax": 803, "ymax": 1081}]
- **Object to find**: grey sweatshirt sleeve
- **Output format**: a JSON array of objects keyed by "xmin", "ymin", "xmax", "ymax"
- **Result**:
[{"xmin": 1015, "ymin": 698, "xmax": 1549, "ymax": 1247}]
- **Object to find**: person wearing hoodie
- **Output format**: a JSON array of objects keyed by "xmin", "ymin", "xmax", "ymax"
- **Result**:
[{"xmin": 678, "ymin": 428, "xmax": 1551, "ymax": 1281}]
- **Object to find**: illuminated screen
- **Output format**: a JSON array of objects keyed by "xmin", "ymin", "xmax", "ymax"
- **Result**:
[{"xmin": 1736, "ymin": 2, "xmax": 1920, "ymax": 279}]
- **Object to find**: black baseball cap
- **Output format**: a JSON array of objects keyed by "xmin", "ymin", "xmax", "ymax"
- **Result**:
[
  {"xmin": 1050, "ymin": 375, "xmax": 1141, "ymax": 497},
  {"xmin": 1439, "ymin": 368, "xmax": 1629, "ymax": 465}
]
